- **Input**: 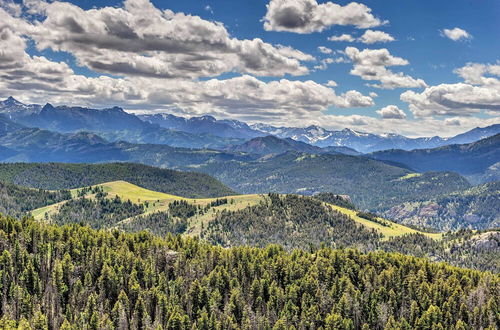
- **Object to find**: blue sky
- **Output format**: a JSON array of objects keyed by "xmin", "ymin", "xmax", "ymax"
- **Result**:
[{"xmin": 0, "ymin": 0, "xmax": 499, "ymax": 136}]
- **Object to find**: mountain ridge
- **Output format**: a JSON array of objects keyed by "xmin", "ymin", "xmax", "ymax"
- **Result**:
[{"xmin": 2, "ymin": 97, "xmax": 498, "ymax": 152}]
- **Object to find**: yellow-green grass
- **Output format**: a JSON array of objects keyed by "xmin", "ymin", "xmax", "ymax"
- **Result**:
[
  {"xmin": 119, "ymin": 193, "xmax": 265, "ymax": 236},
  {"xmin": 33, "ymin": 180, "xmax": 441, "ymax": 241},
  {"xmin": 31, "ymin": 200, "xmax": 68, "ymax": 221},
  {"xmin": 398, "ymin": 173, "xmax": 422, "ymax": 180},
  {"xmin": 327, "ymin": 204, "xmax": 442, "ymax": 241}
]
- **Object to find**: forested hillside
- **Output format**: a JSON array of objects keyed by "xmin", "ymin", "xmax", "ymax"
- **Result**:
[
  {"xmin": 0, "ymin": 163, "xmax": 234, "ymax": 198},
  {"xmin": 202, "ymin": 193, "xmax": 381, "ymax": 250},
  {"xmin": 0, "ymin": 182, "xmax": 70, "ymax": 218},
  {"xmin": 370, "ymin": 134, "xmax": 500, "ymax": 184},
  {"xmin": 384, "ymin": 182, "xmax": 500, "ymax": 231},
  {"xmin": 198, "ymin": 152, "xmax": 471, "ymax": 210},
  {"xmin": 16, "ymin": 182, "xmax": 497, "ymax": 272},
  {"xmin": 0, "ymin": 214, "xmax": 498, "ymax": 329}
]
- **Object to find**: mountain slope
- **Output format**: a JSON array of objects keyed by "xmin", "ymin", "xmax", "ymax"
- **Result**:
[
  {"xmin": 0, "ymin": 114, "xmax": 24, "ymax": 135},
  {"xmin": 0, "ymin": 181, "xmax": 71, "ymax": 218},
  {"xmin": 226, "ymin": 135, "xmax": 323, "ymax": 154},
  {"xmin": 447, "ymin": 124, "xmax": 500, "ymax": 145},
  {"xmin": 384, "ymin": 181, "xmax": 500, "ymax": 231},
  {"xmin": 0, "ymin": 163, "xmax": 234, "ymax": 198},
  {"xmin": 139, "ymin": 113, "xmax": 263, "ymax": 139},
  {"xmin": 196, "ymin": 151, "xmax": 471, "ymax": 210},
  {"xmin": 11, "ymin": 102, "xmax": 243, "ymax": 149},
  {"xmin": 252, "ymin": 123, "xmax": 500, "ymax": 152},
  {"xmin": 370, "ymin": 134, "xmax": 500, "ymax": 182},
  {"xmin": 0, "ymin": 96, "xmax": 41, "ymax": 119}
]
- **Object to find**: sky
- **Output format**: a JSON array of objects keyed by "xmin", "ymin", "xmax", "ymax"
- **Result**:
[{"xmin": 0, "ymin": 0, "xmax": 499, "ymax": 137}]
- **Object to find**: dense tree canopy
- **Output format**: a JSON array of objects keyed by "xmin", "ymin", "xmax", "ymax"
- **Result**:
[{"xmin": 0, "ymin": 214, "xmax": 498, "ymax": 329}]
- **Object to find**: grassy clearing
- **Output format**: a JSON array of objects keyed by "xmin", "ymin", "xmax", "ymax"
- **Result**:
[
  {"xmin": 32, "ymin": 180, "xmax": 440, "ymax": 240},
  {"xmin": 398, "ymin": 173, "xmax": 422, "ymax": 180},
  {"xmin": 327, "ymin": 204, "xmax": 442, "ymax": 241}
]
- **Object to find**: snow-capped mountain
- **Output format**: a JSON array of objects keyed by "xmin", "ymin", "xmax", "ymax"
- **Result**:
[
  {"xmin": 1, "ymin": 96, "xmax": 498, "ymax": 153},
  {"xmin": 250, "ymin": 124, "xmax": 500, "ymax": 153},
  {"xmin": 0, "ymin": 97, "xmax": 42, "ymax": 119}
]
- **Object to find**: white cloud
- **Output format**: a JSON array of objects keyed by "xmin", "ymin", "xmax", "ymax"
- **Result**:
[
  {"xmin": 345, "ymin": 47, "xmax": 427, "ymax": 89},
  {"xmin": 454, "ymin": 62, "xmax": 500, "ymax": 85},
  {"xmin": 369, "ymin": 92, "xmax": 378, "ymax": 98},
  {"xmin": 328, "ymin": 34, "xmax": 355, "ymax": 42},
  {"xmin": 263, "ymin": 0, "xmax": 386, "ymax": 34},
  {"xmin": 0, "ymin": 0, "xmax": 21, "ymax": 16},
  {"xmin": 444, "ymin": 118, "xmax": 461, "ymax": 126},
  {"xmin": 358, "ymin": 30, "xmax": 395, "ymax": 44},
  {"xmin": 318, "ymin": 46, "xmax": 333, "ymax": 54},
  {"xmin": 326, "ymin": 80, "xmax": 337, "ymax": 87},
  {"xmin": 17, "ymin": 0, "xmax": 312, "ymax": 79},
  {"xmin": 301, "ymin": 114, "xmax": 499, "ymax": 137},
  {"xmin": 376, "ymin": 105, "xmax": 407, "ymax": 119},
  {"xmin": 328, "ymin": 30, "xmax": 394, "ymax": 44},
  {"xmin": 401, "ymin": 62, "xmax": 500, "ymax": 118},
  {"xmin": 314, "ymin": 58, "xmax": 335, "ymax": 70},
  {"xmin": 441, "ymin": 27, "xmax": 472, "ymax": 41}
]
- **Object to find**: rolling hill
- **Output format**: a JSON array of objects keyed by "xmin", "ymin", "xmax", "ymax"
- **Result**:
[
  {"xmin": 195, "ymin": 151, "xmax": 471, "ymax": 210},
  {"xmin": 23, "ymin": 180, "xmax": 500, "ymax": 273},
  {"xmin": 29, "ymin": 180, "xmax": 438, "ymax": 240},
  {"xmin": 0, "ymin": 163, "xmax": 234, "ymax": 198}
]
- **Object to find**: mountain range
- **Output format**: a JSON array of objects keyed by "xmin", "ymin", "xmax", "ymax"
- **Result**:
[
  {"xmin": 2, "ymin": 97, "xmax": 499, "ymax": 153},
  {"xmin": 0, "ymin": 96, "xmax": 498, "ymax": 216},
  {"xmin": 252, "ymin": 123, "xmax": 500, "ymax": 153},
  {"xmin": 370, "ymin": 134, "xmax": 500, "ymax": 184}
]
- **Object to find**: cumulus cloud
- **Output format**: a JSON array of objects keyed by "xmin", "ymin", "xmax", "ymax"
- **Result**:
[
  {"xmin": 0, "ymin": 6, "xmax": 375, "ymax": 124},
  {"xmin": 441, "ymin": 27, "xmax": 472, "ymax": 41},
  {"xmin": 318, "ymin": 46, "xmax": 333, "ymax": 54},
  {"xmin": 401, "ymin": 62, "xmax": 500, "ymax": 118},
  {"xmin": 454, "ymin": 62, "xmax": 500, "ymax": 85},
  {"xmin": 263, "ymin": 0, "xmax": 386, "ymax": 34},
  {"xmin": 358, "ymin": 30, "xmax": 395, "ymax": 44},
  {"xmin": 328, "ymin": 34, "xmax": 355, "ymax": 42},
  {"xmin": 376, "ymin": 105, "xmax": 407, "ymax": 119},
  {"xmin": 345, "ymin": 47, "xmax": 427, "ymax": 89},
  {"xmin": 16, "ymin": 0, "xmax": 313, "ymax": 79},
  {"xmin": 328, "ymin": 30, "xmax": 394, "ymax": 44},
  {"xmin": 326, "ymin": 80, "xmax": 337, "ymax": 87},
  {"xmin": 445, "ymin": 118, "xmax": 461, "ymax": 126}
]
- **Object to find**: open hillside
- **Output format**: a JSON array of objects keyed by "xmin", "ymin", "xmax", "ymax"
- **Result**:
[
  {"xmin": 24, "ymin": 180, "xmax": 500, "ymax": 272},
  {"xmin": 0, "ymin": 179, "xmax": 492, "ymax": 272},
  {"xmin": 196, "ymin": 151, "xmax": 471, "ymax": 210},
  {"xmin": 30, "ymin": 181, "xmax": 433, "ymax": 241},
  {"xmin": 0, "ymin": 163, "xmax": 234, "ymax": 198}
]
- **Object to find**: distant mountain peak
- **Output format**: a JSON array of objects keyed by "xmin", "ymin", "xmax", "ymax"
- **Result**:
[
  {"xmin": 196, "ymin": 115, "xmax": 217, "ymax": 122},
  {"xmin": 4, "ymin": 96, "xmax": 22, "ymax": 105}
]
